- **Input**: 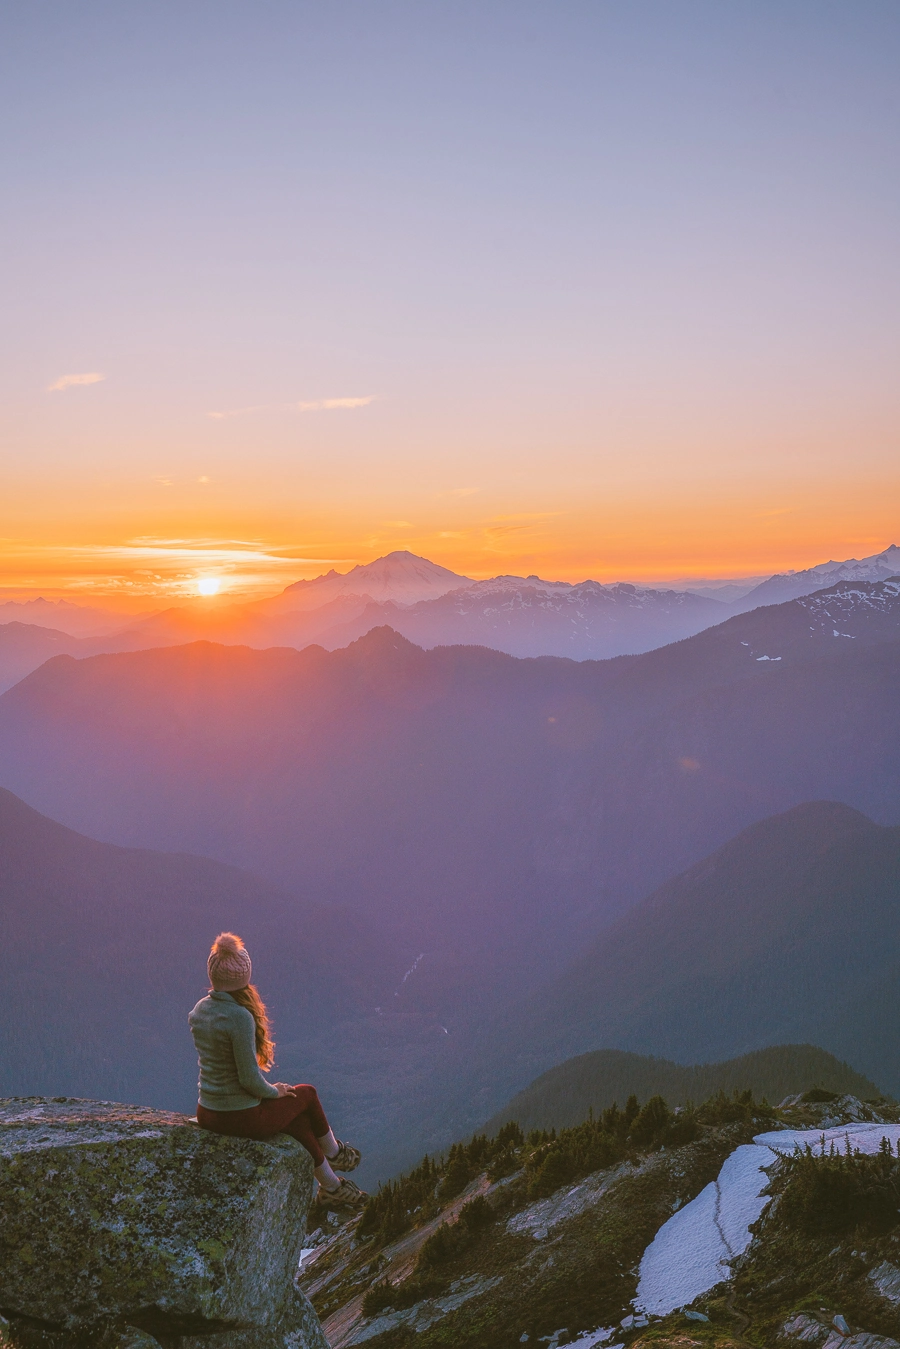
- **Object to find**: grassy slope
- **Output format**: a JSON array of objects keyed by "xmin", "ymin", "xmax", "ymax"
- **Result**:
[{"xmin": 302, "ymin": 1096, "xmax": 769, "ymax": 1349}]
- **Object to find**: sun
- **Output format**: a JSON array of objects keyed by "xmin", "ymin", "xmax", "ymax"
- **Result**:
[{"xmin": 197, "ymin": 577, "xmax": 221, "ymax": 597}]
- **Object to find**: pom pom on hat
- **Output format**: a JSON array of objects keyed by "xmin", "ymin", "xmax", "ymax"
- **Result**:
[{"xmin": 208, "ymin": 932, "xmax": 252, "ymax": 991}]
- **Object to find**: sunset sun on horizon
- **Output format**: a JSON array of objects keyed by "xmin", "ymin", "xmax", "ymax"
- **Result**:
[{"xmin": 2, "ymin": 4, "xmax": 898, "ymax": 603}]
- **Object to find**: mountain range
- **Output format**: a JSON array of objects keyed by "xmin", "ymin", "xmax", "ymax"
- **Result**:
[
  {"xmin": 460, "ymin": 800, "xmax": 900, "ymax": 1131},
  {"xmin": 1, "ymin": 577, "xmax": 898, "ymax": 958},
  {"xmin": 731, "ymin": 542, "xmax": 900, "ymax": 610},
  {"xmin": 2, "ymin": 568, "xmax": 900, "ymax": 1175},
  {"xmin": 2, "ymin": 544, "xmax": 897, "ymax": 691},
  {"xmin": 0, "ymin": 596, "xmax": 139, "ymax": 637}
]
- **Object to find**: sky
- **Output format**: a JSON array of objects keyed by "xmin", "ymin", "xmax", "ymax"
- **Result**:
[{"xmin": 2, "ymin": 1, "xmax": 899, "ymax": 600}]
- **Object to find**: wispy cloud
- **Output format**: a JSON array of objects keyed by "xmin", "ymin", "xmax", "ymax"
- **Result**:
[
  {"xmin": 1, "ymin": 537, "xmax": 356, "ymax": 600},
  {"xmin": 47, "ymin": 372, "xmax": 106, "ymax": 392},
  {"xmin": 208, "ymin": 396, "xmax": 374, "ymax": 420},
  {"xmin": 301, "ymin": 397, "xmax": 373, "ymax": 411}
]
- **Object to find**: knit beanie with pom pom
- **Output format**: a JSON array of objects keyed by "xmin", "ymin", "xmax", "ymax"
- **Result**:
[{"xmin": 208, "ymin": 932, "xmax": 252, "ymax": 991}]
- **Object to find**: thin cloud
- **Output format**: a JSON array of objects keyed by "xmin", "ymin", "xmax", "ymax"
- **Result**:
[
  {"xmin": 47, "ymin": 372, "xmax": 106, "ymax": 392},
  {"xmin": 300, "ymin": 396, "xmax": 373, "ymax": 411},
  {"xmin": 208, "ymin": 396, "xmax": 374, "ymax": 420}
]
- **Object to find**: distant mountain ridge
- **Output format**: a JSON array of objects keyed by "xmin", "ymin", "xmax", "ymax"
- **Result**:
[
  {"xmin": 0, "ymin": 786, "xmax": 411, "ymax": 1107},
  {"xmin": 0, "ymin": 621, "xmax": 88, "ymax": 694},
  {"xmin": 260, "ymin": 550, "xmax": 470, "ymax": 611},
  {"xmin": 1, "ymin": 575, "xmax": 898, "ymax": 992},
  {"xmin": 0, "ymin": 597, "xmax": 140, "ymax": 637},
  {"xmin": 337, "ymin": 576, "xmax": 728, "ymax": 659},
  {"xmin": 2, "ymin": 545, "xmax": 897, "ymax": 683},
  {"xmin": 468, "ymin": 801, "xmax": 900, "ymax": 1120},
  {"xmin": 483, "ymin": 1045, "xmax": 884, "ymax": 1135},
  {"xmin": 732, "ymin": 542, "xmax": 900, "ymax": 611}
]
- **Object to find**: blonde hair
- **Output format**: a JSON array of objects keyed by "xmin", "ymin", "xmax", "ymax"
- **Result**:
[
  {"xmin": 228, "ymin": 983, "xmax": 275, "ymax": 1071},
  {"xmin": 207, "ymin": 932, "xmax": 274, "ymax": 1070}
]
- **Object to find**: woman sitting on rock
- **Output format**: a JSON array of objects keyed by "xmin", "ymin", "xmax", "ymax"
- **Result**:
[{"xmin": 190, "ymin": 931, "xmax": 367, "ymax": 1212}]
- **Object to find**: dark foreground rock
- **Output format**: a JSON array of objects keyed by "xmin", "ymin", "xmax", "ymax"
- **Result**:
[{"xmin": 0, "ymin": 1098, "xmax": 328, "ymax": 1349}]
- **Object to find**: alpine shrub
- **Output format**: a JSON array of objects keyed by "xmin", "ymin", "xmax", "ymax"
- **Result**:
[
  {"xmin": 628, "ymin": 1095, "xmax": 672, "ymax": 1147},
  {"xmin": 527, "ymin": 1144, "xmax": 578, "ymax": 1198},
  {"xmin": 415, "ymin": 1221, "xmax": 467, "ymax": 1270},
  {"xmin": 697, "ymin": 1088, "xmax": 757, "ymax": 1126},
  {"xmin": 495, "ymin": 1121, "xmax": 525, "ymax": 1150},
  {"xmin": 777, "ymin": 1139, "xmax": 900, "ymax": 1236},
  {"xmin": 437, "ymin": 1145, "xmax": 472, "ymax": 1200},
  {"xmin": 487, "ymin": 1146, "xmax": 519, "ymax": 1181},
  {"xmin": 459, "ymin": 1194, "xmax": 495, "ymax": 1232}
]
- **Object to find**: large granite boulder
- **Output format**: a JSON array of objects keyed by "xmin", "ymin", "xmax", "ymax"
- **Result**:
[{"xmin": 0, "ymin": 1098, "xmax": 328, "ymax": 1348}]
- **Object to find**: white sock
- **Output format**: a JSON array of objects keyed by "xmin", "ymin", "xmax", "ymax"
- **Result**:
[
  {"xmin": 315, "ymin": 1159, "xmax": 340, "ymax": 1192},
  {"xmin": 317, "ymin": 1129, "xmax": 339, "ymax": 1160}
]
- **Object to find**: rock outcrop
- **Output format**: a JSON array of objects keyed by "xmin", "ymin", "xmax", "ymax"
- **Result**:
[{"xmin": 0, "ymin": 1098, "xmax": 329, "ymax": 1349}]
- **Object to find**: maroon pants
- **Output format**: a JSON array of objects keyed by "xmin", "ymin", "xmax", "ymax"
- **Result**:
[{"xmin": 197, "ymin": 1085, "xmax": 330, "ymax": 1165}]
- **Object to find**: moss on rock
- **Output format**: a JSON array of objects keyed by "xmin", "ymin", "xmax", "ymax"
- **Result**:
[{"xmin": 0, "ymin": 1097, "xmax": 327, "ymax": 1348}]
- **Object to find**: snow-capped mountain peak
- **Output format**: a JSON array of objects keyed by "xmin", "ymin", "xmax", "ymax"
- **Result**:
[
  {"xmin": 257, "ymin": 551, "xmax": 472, "ymax": 614},
  {"xmin": 733, "ymin": 543, "xmax": 899, "ymax": 611}
]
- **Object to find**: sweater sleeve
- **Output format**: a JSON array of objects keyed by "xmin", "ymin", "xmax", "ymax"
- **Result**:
[{"xmin": 228, "ymin": 1006, "xmax": 280, "ymax": 1100}]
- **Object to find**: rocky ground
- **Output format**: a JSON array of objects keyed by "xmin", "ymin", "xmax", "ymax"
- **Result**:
[
  {"xmin": 0, "ymin": 1097, "xmax": 327, "ymax": 1349},
  {"xmin": 300, "ymin": 1093, "xmax": 900, "ymax": 1349}
]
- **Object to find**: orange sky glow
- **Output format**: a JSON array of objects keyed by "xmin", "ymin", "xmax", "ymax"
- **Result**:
[{"xmin": 2, "ymin": 6, "xmax": 898, "ymax": 607}]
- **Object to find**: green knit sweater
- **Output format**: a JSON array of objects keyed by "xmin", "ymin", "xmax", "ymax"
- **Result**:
[{"xmin": 188, "ymin": 990, "xmax": 280, "ymax": 1111}]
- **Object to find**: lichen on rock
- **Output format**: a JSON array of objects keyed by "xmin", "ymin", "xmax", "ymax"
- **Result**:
[{"xmin": 0, "ymin": 1097, "xmax": 328, "ymax": 1348}]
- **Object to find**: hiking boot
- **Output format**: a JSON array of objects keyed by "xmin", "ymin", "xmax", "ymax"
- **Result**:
[
  {"xmin": 321, "ymin": 1177, "xmax": 368, "ymax": 1212},
  {"xmin": 330, "ymin": 1139, "xmax": 361, "ymax": 1172}
]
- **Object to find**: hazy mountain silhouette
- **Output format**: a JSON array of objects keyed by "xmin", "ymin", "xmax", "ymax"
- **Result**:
[
  {"xmin": 0, "ymin": 787, "xmax": 417, "ymax": 1091},
  {"xmin": 256, "ymin": 549, "xmax": 471, "ymax": 612},
  {"xmin": 732, "ymin": 543, "xmax": 900, "ymax": 611},
  {"xmin": 0, "ymin": 598, "xmax": 141, "ymax": 637},
  {"xmin": 470, "ymin": 802, "xmax": 900, "ymax": 1115},
  {"xmin": 0, "ymin": 578, "xmax": 898, "ymax": 1007},
  {"xmin": 482, "ymin": 1044, "xmax": 884, "ymax": 1135},
  {"xmin": 0, "ymin": 630, "xmax": 604, "ymax": 996},
  {"xmin": 325, "ymin": 576, "xmax": 729, "ymax": 659},
  {"xmin": 3, "ymin": 549, "xmax": 897, "ymax": 682},
  {"xmin": 0, "ymin": 622, "xmax": 88, "ymax": 694}
]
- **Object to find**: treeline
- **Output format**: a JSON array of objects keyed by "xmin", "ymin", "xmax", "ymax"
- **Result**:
[
  {"xmin": 355, "ymin": 1088, "xmax": 769, "ymax": 1249},
  {"xmin": 356, "ymin": 1121, "xmax": 524, "ymax": 1244},
  {"xmin": 482, "ymin": 1044, "xmax": 884, "ymax": 1136}
]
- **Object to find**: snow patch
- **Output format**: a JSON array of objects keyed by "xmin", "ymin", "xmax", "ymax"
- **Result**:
[
  {"xmin": 507, "ymin": 1164, "xmax": 630, "ymax": 1239},
  {"xmin": 636, "ymin": 1123, "xmax": 900, "ymax": 1316},
  {"xmin": 566, "ymin": 1334, "xmax": 620, "ymax": 1349}
]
